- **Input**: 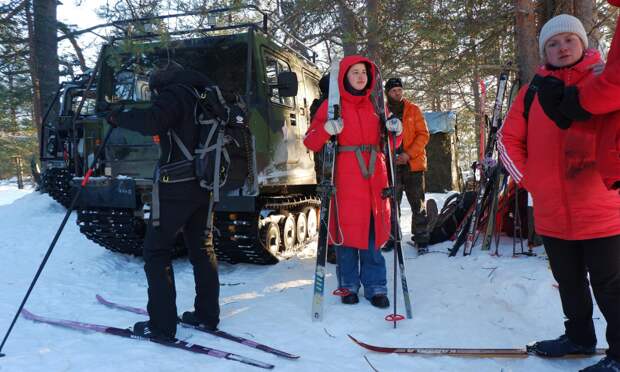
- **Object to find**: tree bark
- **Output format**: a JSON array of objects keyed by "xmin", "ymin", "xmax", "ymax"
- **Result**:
[
  {"xmin": 574, "ymin": 0, "xmax": 596, "ymax": 49},
  {"xmin": 515, "ymin": 0, "xmax": 539, "ymax": 85},
  {"xmin": 366, "ymin": 0, "xmax": 380, "ymax": 64},
  {"xmin": 31, "ymin": 0, "xmax": 59, "ymax": 137},
  {"xmin": 26, "ymin": 0, "xmax": 41, "ymax": 137},
  {"xmin": 338, "ymin": 0, "xmax": 357, "ymax": 56}
]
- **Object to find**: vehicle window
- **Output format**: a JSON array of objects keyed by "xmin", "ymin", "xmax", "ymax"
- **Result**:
[
  {"xmin": 265, "ymin": 56, "xmax": 294, "ymax": 107},
  {"xmin": 114, "ymin": 70, "xmax": 151, "ymax": 102}
]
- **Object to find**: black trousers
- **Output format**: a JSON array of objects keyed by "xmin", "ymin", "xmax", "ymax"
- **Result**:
[
  {"xmin": 395, "ymin": 166, "xmax": 428, "ymax": 243},
  {"xmin": 143, "ymin": 199, "xmax": 220, "ymax": 337},
  {"xmin": 543, "ymin": 234, "xmax": 620, "ymax": 360}
]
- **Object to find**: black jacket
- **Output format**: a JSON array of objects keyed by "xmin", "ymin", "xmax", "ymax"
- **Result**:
[{"xmin": 115, "ymin": 69, "xmax": 211, "ymax": 202}]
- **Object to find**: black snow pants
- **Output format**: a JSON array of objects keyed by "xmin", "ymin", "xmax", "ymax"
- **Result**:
[
  {"xmin": 143, "ymin": 199, "xmax": 220, "ymax": 337},
  {"xmin": 543, "ymin": 234, "xmax": 620, "ymax": 360}
]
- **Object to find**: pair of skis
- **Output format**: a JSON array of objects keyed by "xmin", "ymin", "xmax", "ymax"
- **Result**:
[
  {"xmin": 450, "ymin": 64, "xmax": 511, "ymax": 257},
  {"xmin": 21, "ymin": 295, "xmax": 299, "ymax": 370}
]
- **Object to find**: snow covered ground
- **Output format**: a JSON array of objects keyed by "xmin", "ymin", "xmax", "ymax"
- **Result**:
[{"xmin": 0, "ymin": 181, "xmax": 608, "ymax": 371}]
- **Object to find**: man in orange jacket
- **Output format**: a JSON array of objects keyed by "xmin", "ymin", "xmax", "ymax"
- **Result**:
[{"xmin": 384, "ymin": 78, "xmax": 431, "ymax": 252}]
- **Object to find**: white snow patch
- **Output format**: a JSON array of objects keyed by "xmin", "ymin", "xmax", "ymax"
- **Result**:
[{"xmin": 0, "ymin": 184, "xmax": 608, "ymax": 371}]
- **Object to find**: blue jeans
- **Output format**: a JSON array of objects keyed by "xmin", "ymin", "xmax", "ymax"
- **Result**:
[{"xmin": 335, "ymin": 217, "xmax": 387, "ymax": 299}]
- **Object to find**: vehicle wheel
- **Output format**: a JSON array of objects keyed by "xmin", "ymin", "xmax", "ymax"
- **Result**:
[
  {"xmin": 280, "ymin": 214, "xmax": 296, "ymax": 252},
  {"xmin": 296, "ymin": 212, "xmax": 307, "ymax": 244},
  {"xmin": 263, "ymin": 221, "xmax": 281, "ymax": 256},
  {"xmin": 306, "ymin": 207, "xmax": 318, "ymax": 239}
]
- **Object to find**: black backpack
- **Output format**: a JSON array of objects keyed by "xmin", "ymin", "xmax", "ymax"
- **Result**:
[
  {"xmin": 168, "ymin": 84, "xmax": 253, "ymax": 198},
  {"xmin": 429, "ymin": 191, "xmax": 477, "ymax": 244}
]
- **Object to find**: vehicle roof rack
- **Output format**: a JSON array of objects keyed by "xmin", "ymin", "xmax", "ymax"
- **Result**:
[{"xmin": 70, "ymin": 5, "xmax": 317, "ymax": 64}]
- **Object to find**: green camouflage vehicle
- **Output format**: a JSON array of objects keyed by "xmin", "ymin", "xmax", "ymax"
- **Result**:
[{"xmin": 39, "ymin": 7, "xmax": 323, "ymax": 264}]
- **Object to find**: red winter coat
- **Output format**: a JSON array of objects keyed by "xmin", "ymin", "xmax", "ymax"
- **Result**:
[
  {"xmin": 578, "ymin": 14, "xmax": 620, "ymax": 190},
  {"xmin": 303, "ymin": 55, "xmax": 398, "ymax": 249},
  {"xmin": 498, "ymin": 49, "xmax": 620, "ymax": 240}
]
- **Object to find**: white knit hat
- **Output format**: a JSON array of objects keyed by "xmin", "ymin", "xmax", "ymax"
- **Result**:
[{"xmin": 539, "ymin": 14, "xmax": 588, "ymax": 58}]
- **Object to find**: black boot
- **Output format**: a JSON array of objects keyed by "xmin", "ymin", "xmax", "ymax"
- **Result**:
[
  {"xmin": 133, "ymin": 321, "xmax": 175, "ymax": 342},
  {"xmin": 527, "ymin": 334, "xmax": 596, "ymax": 357},
  {"xmin": 580, "ymin": 357, "xmax": 620, "ymax": 371},
  {"xmin": 181, "ymin": 311, "xmax": 218, "ymax": 331},
  {"xmin": 370, "ymin": 294, "xmax": 390, "ymax": 309},
  {"xmin": 341, "ymin": 293, "xmax": 359, "ymax": 305}
]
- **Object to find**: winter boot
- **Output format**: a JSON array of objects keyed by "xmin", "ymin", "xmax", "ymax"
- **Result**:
[
  {"xmin": 181, "ymin": 311, "xmax": 218, "ymax": 331},
  {"xmin": 370, "ymin": 294, "xmax": 390, "ymax": 309},
  {"xmin": 341, "ymin": 293, "xmax": 359, "ymax": 305},
  {"xmin": 580, "ymin": 357, "xmax": 620, "ymax": 372},
  {"xmin": 528, "ymin": 334, "xmax": 596, "ymax": 357},
  {"xmin": 133, "ymin": 321, "xmax": 175, "ymax": 342}
]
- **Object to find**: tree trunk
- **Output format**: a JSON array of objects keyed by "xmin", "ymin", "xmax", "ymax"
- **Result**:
[
  {"xmin": 338, "ymin": 0, "xmax": 357, "ymax": 56},
  {"xmin": 366, "ymin": 0, "xmax": 380, "ymax": 64},
  {"xmin": 574, "ymin": 0, "xmax": 596, "ymax": 49},
  {"xmin": 31, "ymin": 0, "xmax": 59, "ymax": 137},
  {"xmin": 515, "ymin": 0, "xmax": 540, "ymax": 85}
]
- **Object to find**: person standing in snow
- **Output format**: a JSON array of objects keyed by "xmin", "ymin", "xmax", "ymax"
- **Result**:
[
  {"xmin": 106, "ymin": 60, "xmax": 220, "ymax": 341},
  {"xmin": 498, "ymin": 13, "xmax": 620, "ymax": 371},
  {"xmin": 304, "ymin": 55, "xmax": 402, "ymax": 308},
  {"xmin": 383, "ymin": 77, "xmax": 430, "ymax": 253}
]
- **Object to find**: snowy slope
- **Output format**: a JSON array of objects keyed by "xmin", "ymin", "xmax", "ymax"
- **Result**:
[{"xmin": 0, "ymin": 182, "xmax": 608, "ymax": 371}]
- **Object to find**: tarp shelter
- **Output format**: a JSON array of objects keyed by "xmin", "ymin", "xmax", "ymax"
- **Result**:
[{"xmin": 424, "ymin": 111, "xmax": 460, "ymax": 192}]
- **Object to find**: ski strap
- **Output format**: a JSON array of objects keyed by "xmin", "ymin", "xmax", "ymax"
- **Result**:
[
  {"xmin": 523, "ymin": 74, "xmax": 544, "ymax": 123},
  {"xmin": 337, "ymin": 144, "xmax": 381, "ymax": 179}
]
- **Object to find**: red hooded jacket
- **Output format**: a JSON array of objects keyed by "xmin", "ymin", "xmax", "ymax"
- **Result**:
[
  {"xmin": 498, "ymin": 49, "xmax": 620, "ymax": 240},
  {"xmin": 577, "ymin": 14, "xmax": 620, "ymax": 190},
  {"xmin": 303, "ymin": 55, "xmax": 399, "ymax": 249}
]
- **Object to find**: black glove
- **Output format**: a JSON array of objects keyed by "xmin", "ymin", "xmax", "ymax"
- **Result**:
[
  {"xmin": 559, "ymin": 85, "xmax": 592, "ymax": 121},
  {"xmin": 537, "ymin": 76, "xmax": 572, "ymax": 130}
]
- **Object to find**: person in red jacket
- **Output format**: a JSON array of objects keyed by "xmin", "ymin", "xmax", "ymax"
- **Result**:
[
  {"xmin": 498, "ymin": 13, "xmax": 620, "ymax": 371},
  {"xmin": 544, "ymin": 4, "xmax": 620, "ymax": 192},
  {"xmin": 304, "ymin": 55, "xmax": 402, "ymax": 308}
]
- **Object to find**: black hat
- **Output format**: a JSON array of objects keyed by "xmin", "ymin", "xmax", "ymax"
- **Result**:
[{"xmin": 384, "ymin": 77, "xmax": 403, "ymax": 92}]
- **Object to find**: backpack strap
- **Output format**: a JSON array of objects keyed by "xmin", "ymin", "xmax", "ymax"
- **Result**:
[{"xmin": 522, "ymin": 74, "xmax": 544, "ymax": 123}]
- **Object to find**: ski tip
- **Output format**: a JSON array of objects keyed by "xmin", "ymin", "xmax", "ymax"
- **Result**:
[
  {"xmin": 20, "ymin": 308, "xmax": 34, "ymax": 319},
  {"xmin": 0, "ymin": 352, "xmax": 5, "ymax": 357}
]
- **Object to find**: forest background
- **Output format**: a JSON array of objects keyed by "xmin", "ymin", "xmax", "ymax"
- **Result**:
[{"xmin": 0, "ymin": 0, "xmax": 617, "ymax": 180}]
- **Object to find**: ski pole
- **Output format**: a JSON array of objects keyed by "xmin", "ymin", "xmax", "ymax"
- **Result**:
[
  {"xmin": 0, "ymin": 126, "xmax": 116, "ymax": 358},
  {"xmin": 383, "ymin": 130, "xmax": 412, "ymax": 325}
]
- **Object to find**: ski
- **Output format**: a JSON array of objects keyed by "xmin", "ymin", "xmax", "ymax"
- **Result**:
[
  {"xmin": 480, "ymin": 166, "xmax": 506, "ymax": 251},
  {"xmin": 311, "ymin": 59, "xmax": 340, "ymax": 322},
  {"xmin": 20, "ymin": 309, "xmax": 274, "ymax": 369},
  {"xmin": 348, "ymin": 335, "xmax": 606, "ymax": 358},
  {"xmin": 95, "ymin": 294, "xmax": 299, "ymax": 359}
]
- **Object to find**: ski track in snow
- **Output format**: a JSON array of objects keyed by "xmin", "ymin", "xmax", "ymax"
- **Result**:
[{"xmin": 0, "ymin": 184, "xmax": 607, "ymax": 371}]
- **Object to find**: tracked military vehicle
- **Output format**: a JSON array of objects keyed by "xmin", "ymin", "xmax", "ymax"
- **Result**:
[
  {"xmin": 38, "ymin": 72, "xmax": 97, "ymax": 208},
  {"xmin": 39, "ymin": 6, "xmax": 323, "ymax": 264}
]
